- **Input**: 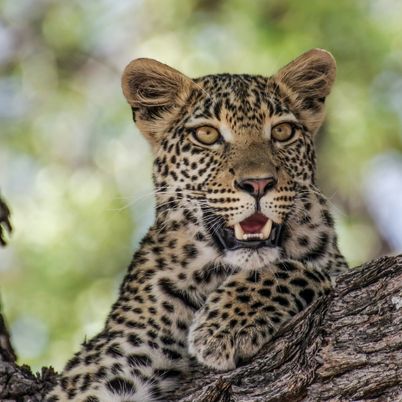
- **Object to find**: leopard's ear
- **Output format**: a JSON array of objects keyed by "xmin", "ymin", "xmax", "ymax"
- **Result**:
[
  {"xmin": 274, "ymin": 48, "xmax": 336, "ymax": 134},
  {"xmin": 122, "ymin": 58, "xmax": 195, "ymax": 147}
]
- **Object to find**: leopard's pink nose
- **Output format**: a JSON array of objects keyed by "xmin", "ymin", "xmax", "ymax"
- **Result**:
[{"xmin": 235, "ymin": 177, "xmax": 277, "ymax": 198}]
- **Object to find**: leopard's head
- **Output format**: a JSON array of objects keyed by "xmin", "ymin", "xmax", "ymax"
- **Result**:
[{"xmin": 122, "ymin": 49, "xmax": 336, "ymax": 269}]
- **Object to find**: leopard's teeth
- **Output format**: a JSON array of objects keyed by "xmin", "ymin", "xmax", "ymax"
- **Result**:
[
  {"xmin": 234, "ymin": 223, "xmax": 245, "ymax": 240},
  {"xmin": 233, "ymin": 220, "xmax": 273, "ymax": 241},
  {"xmin": 243, "ymin": 233, "xmax": 263, "ymax": 240},
  {"xmin": 261, "ymin": 219, "xmax": 273, "ymax": 240}
]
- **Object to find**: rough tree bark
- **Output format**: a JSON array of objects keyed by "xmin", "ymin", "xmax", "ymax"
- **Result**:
[{"xmin": 0, "ymin": 192, "xmax": 401, "ymax": 402}]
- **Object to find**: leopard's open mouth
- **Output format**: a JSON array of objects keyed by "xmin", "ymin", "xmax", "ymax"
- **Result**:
[{"xmin": 205, "ymin": 211, "xmax": 283, "ymax": 251}]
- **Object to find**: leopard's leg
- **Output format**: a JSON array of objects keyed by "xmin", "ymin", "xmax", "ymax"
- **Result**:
[
  {"xmin": 47, "ymin": 335, "xmax": 188, "ymax": 402},
  {"xmin": 46, "ymin": 272, "xmax": 199, "ymax": 402},
  {"xmin": 188, "ymin": 260, "xmax": 332, "ymax": 371},
  {"xmin": 46, "ymin": 329, "xmax": 189, "ymax": 401}
]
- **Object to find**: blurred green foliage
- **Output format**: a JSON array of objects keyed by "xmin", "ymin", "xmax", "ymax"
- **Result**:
[{"xmin": 0, "ymin": 0, "xmax": 401, "ymax": 371}]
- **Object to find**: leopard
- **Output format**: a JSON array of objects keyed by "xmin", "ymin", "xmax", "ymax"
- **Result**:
[{"xmin": 46, "ymin": 48, "xmax": 348, "ymax": 402}]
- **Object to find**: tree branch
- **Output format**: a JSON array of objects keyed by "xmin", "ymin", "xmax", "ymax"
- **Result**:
[
  {"xmin": 0, "ymin": 192, "xmax": 12, "ymax": 247},
  {"xmin": 168, "ymin": 255, "xmax": 402, "ymax": 401},
  {"xmin": 0, "ymin": 311, "xmax": 58, "ymax": 402}
]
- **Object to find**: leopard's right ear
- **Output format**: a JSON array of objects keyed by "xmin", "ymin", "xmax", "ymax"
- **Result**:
[
  {"xmin": 121, "ymin": 58, "xmax": 195, "ymax": 148},
  {"xmin": 274, "ymin": 49, "xmax": 336, "ymax": 134}
]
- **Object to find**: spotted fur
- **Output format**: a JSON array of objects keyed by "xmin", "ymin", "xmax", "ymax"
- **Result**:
[{"xmin": 46, "ymin": 49, "xmax": 348, "ymax": 402}]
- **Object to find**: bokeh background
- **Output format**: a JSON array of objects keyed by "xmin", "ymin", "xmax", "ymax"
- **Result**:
[{"xmin": 1, "ymin": 0, "xmax": 402, "ymax": 372}]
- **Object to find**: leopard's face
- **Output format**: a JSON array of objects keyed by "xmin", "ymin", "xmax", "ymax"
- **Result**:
[{"xmin": 122, "ymin": 50, "xmax": 336, "ymax": 270}]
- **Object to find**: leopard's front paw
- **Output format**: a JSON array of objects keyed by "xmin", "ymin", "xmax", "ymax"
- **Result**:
[
  {"xmin": 189, "ymin": 314, "xmax": 271, "ymax": 371},
  {"xmin": 235, "ymin": 324, "xmax": 266, "ymax": 361},
  {"xmin": 188, "ymin": 322, "xmax": 236, "ymax": 371}
]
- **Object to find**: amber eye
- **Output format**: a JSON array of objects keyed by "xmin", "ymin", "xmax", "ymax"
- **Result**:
[
  {"xmin": 193, "ymin": 126, "xmax": 221, "ymax": 145},
  {"xmin": 271, "ymin": 122, "xmax": 295, "ymax": 142}
]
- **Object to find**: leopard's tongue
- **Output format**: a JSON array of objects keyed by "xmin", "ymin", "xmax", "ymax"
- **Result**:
[
  {"xmin": 240, "ymin": 213, "xmax": 268, "ymax": 233},
  {"xmin": 233, "ymin": 213, "xmax": 273, "ymax": 241}
]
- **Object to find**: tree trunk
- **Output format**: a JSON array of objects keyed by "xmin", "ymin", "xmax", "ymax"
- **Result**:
[{"xmin": 1, "ymin": 231, "xmax": 401, "ymax": 401}]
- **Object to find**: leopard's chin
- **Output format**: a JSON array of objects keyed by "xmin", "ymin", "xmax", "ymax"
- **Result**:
[{"xmin": 222, "ymin": 246, "xmax": 282, "ymax": 271}]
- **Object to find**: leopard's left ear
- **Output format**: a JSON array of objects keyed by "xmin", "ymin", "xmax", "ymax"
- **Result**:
[
  {"xmin": 121, "ymin": 58, "xmax": 195, "ymax": 149},
  {"xmin": 274, "ymin": 48, "xmax": 336, "ymax": 134}
]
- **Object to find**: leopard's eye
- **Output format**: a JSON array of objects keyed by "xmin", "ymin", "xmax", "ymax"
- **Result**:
[
  {"xmin": 193, "ymin": 126, "xmax": 221, "ymax": 145},
  {"xmin": 271, "ymin": 122, "xmax": 295, "ymax": 142}
]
